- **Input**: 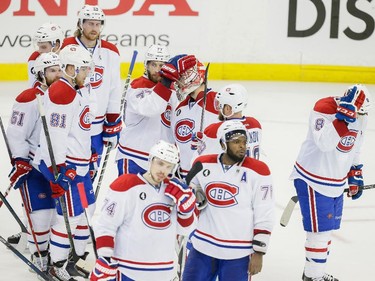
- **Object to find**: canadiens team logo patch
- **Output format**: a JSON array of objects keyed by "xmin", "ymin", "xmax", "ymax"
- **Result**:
[
  {"xmin": 79, "ymin": 106, "xmax": 91, "ymax": 131},
  {"xmin": 90, "ymin": 66, "xmax": 104, "ymax": 89},
  {"xmin": 205, "ymin": 182, "xmax": 239, "ymax": 208},
  {"xmin": 161, "ymin": 104, "xmax": 172, "ymax": 128},
  {"xmin": 337, "ymin": 130, "xmax": 358, "ymax": 153},
  {"xmin": 174, "ymin": 119, "xmax": 195, "ymax": 143},
  {"xmin": 142, "ymin": 203, "xmax": 172, "ymax": 229}
]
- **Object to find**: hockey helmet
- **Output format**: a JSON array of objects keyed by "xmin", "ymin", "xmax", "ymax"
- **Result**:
[
  {"xmin": 149, "ymin": 140, "xmax": 179, "ymax": 165},
  {"xmin": 78, "ymin": 5, "xmax": 105, "ymax": 30},
  {"xmin": 59, "ymin": 44, "xmax": 93, "ymax": 78},
  {"xmin": 144, "ymin": 44, "xmax": 170, "ymax": 68},
  {"xmin": 215, "ymin": 84, "xmax": 248, "ymax": 117},
  {"xmin": 217, "ymin": 120, "xmax": 248, "ymax": 152},
  {"xmin": 33, "ymin": 52, "xmax": 60, "ymax": 76},
  {"xmin": 33, "ymin": 22, "xmax": 64, "ymax": 52}
]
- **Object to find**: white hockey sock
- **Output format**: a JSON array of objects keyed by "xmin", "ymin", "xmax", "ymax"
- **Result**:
[
  {"xmin": 304, "ymin": 231, "xmax": 332, "ymax": 278},
  {"xmin": 28, "ymin": 209, "xmax": 54, "ymax": 254}
]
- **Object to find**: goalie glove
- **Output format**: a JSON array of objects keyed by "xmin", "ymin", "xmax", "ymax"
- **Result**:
[
  {"xmin": 90, "ymin": 257, "xmax": 118, "ymax": 281},
  {"xmin": 347, "ymin": 164, "xmax": 363, "ymax": 200},
  {"xmin": 8, "ymin": 158, "xmax": 32, "ymax": 189},
  {"xmin": 165, "ymin": 178, "xmax": 196, "ymax": 214}
]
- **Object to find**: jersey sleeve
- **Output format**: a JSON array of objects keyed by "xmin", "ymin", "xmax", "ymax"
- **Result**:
[{"xmin": 106, "ymin": 48, "xmax": 122, "ymax": 115}]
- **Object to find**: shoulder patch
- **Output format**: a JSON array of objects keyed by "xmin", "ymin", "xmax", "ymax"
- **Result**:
[
  {"xmin": 16, "ymin": 88, "xmax": 42, "ymax": 103},
  {"xmin": 100, "ymin": 40, "xmax": 120, "ymax": 55},
  {"xmin": 131, "ymin": 76, "xmax": 156, "ymax": 89},
  {"xmin": 313, "ymin": 97, "xmax": 337, "ymax": 115},
  {"xmin": 242, "ymin": 157, "xmax": 271, "ymax": 176},
  {"xmin": 198, "ymin": 90, "xmax": 218, "ymax": 114},
  {"xmin": 48, "ymin": 80, "xmax": 76, "ymax": 105},
  {"xmin": 204, "ymin": 122, "xmax": 222, "ymax": 138},
  {"xmin": 28, "ymin": 51, "xmax": 40, "ymax": 62},
  {"xmin": 243, "ymin": 117, "xmax": 261, "ymax": 129},
  {"xmin": 110, "ymin": 174, "xmax": 144, "ymax": 192},
  {"xmin": 194, "ymin": 154, "xmax": 218, "ymax": 165},
  {"xmin": 61, "ymin": 37, "xmax": 78, "ymax": 49}
]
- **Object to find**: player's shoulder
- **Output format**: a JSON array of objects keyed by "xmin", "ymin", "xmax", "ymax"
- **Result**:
[
  {"xmin": 131, "ymin": 76, "xmax": 156, "ymax": 89},
  {"xmin": 204, "ymin": 122, "xmax": 222, "ymax": 138},
  {"xmin": 194, "ymin": 154, "xmax": 218, "ymax": 165},
  {"xmin": 313, "ymin": 96, "xmax": 337, "ymax": 114},
  {"xmin": 48, "ymin": 80, "xmax": 76, "ymax": 105},
  {"xmin": 61, "ymin": 37, "xmax": 78, "ymax": 48},
  {"xmin": 100, "ymin": 40, "xmax": 120, "ymax": 55},
  {"xmin": 28, "ymin": 51, "xmax": 40, "ymax": 62},
  {"xmin": 243, "ymin": 116, "xmax": 262, "ymax": 129},
  {"xmin": 110, "ymin": 174, "xmax": 145, "ymax": 192},
  {"xmin": 242, "ymin": 157, "xmax": 271, "ymax": 176},
  {"xmin": 15, "ymin": 87, "xmax": 41, "ymax": 103},
  {"xmin": 198, "ymin": 89, "xmax": 218, "ymax": 114}
]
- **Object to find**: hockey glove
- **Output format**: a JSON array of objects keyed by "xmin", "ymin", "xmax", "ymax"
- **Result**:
[
  {"xmin": 160, "ymin": 55, "xmax": 197, "ymax": 88},
  {"xmin": 50, "ymin": 165, "xmax": 77, "ymax": 198},
  {"xmin": 165, "ymin": 178, "xmax": 196, "ymax": 214},
  {"xmin": 103, "ymin": 115, "xmax": 122, "ymax": 150},
  {"xmin": 190, "ymin": 131, "xmax": 204, "ymax": 151},
  {"xmin": 8, "ymin": 158, "xmax": 32, "ymax": 189},
  {"xmin": 90, "ymin": 257, "xmax": 118, "ymax": 281},
  {"xmin": 336, "ymin": 85, "xmax": 365, "ymax": 123},
  {"xmin": 347, "ymin": 164, "xmax": 363, "ymax": 200},
  {"xmin": 89, "ymin": 147, "xmax": 99, "ymax": 181}
]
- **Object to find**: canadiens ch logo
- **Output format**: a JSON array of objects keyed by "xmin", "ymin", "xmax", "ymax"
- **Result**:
[
  {"xmin": 90, "ymin": 66, "xmax": 104, "ymax": 89},
  {"xmin": 175, "ymin": 119, "xmax": 195, "ymax": 143},
  {"xmin": 205, "ymin": 182, "xmax": 239, "ymax": 208},
  {"xmin": 161, "ymin": 104, "xmax": 171, "ymax": 127},
  {"xmin": 142, "ymin": 203, "xmax": 172, "ymax": 229},
  {"xmin": 79, "ymin": 106, "xmax": 91, "ymax": 131},
  {"xmin": 337, "ymin": 130, "xmax": 358, "ymax": 153}
]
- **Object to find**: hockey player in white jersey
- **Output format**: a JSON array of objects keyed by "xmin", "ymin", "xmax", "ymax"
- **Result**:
[
  {"xmin": 191, "ymin": 83, "xmax": 262, "ymax": 160},
  {"xmin": 7, "ymin": 52, "xmax": 61, "ymax": 273},
  {"xmin": 62, "ymin": 5, "xmax": 122, "ymax": 172},
  {"xmin": 160, "ymin": 54, "xmax": 219, "ymax": 178},
  {"xmin": 91, "ymin": 140, "xmax": 197, "ymax": 281},
  {"xmin": 116, "ymin": 44, "xmax": 178, "ymax": 175},
  {"xmin": 183, "ymin": 120, "xmax": 275, "ymax": 281},
  {"xmin": 289, "ymin": 84, "xmax": 371, "ymax": 281},
  {"xmin": 34, "ymin": 45, "xmax": 95, "ymax": 281},
  {"xmin": 28, "ymin": 22, "xmax": 64, "ymax": 88}
]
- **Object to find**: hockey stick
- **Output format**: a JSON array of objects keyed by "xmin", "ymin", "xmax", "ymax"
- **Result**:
[
  {"xmin": 0, "ymin": 191, "xmax": 28, "ymax": 234},
  {"xmin": 280, "ymin": 183, "xmax": 375, "ymax": 227},
  {"xmin": 176, "ymin": 161, "xmax": 203, "ymax": 279},
  {"xmin": 36, "ymin": 94, "xmax": 86, "ymax": 268},
  {"xmin": 95, "ymin": 50, "xmax": 138, "ymax": 199},
  {"xmin": 77, "ymin": 182, "xmax": 98, "ymax": 259},
  {"xmin": 199, "ymin": 63, "xmax": 210, "ymax": 132},
  {"xmin": 0, "ymin": 116, "xmax": 13, "ymax": 208},
  {"xmin": 0, "ymin": 235, "xmax": 54, "ymax": 281}
]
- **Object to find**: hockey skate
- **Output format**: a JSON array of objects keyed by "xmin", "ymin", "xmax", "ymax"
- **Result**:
[
  {"xmin": 30, "ymin": 250, "xmax": 49, "ymax": 272},
  {"xmin": 66, "ymin": 252, "xmax": 90, "ymax": 279},
  {"xmin": 302, "ymin": 272, "xmax": 339, "ymax": 281},
  {"xmin": 49, "ymin": 260, "xmax": 80, "ymax": 281}
]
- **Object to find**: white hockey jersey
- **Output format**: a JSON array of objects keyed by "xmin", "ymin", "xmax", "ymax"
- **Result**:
[
  {"xmin": 190, "ymin": 154, "xmax": 275, "ymax": 259},
  {"xmin": 7, "ymin": 86, "xmax": 44, "ymax": 163},
  {"xmin": 34, "ymin": 78, "xmax": 92, "ymax": 176},
  {"xmin": 94, "ymin": 174, "xmax": 197, "ymax": 281},
  {"xmin": 62, "ymin": 37, "xmax": 122, "ymax": 135},
  {"xmin": 289, "ymin": 97, "xmax": 367, "ymax": 197},
  {"xmin": 192, "ymin": 116, "xmax": 262, "ymax": 163},
  {"xmin": 171, "ymin": 90, "xmax": 219, "ymax": 176},
  {"xmin": 115, "ymin": 76, "xmax": 177, "ymax": 170}
]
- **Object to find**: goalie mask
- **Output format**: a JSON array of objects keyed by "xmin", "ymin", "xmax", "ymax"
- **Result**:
[
  {"xmin": 59, "ymin": 44, "xmax": 94, "ymax": 79},
  {"xmin": 215, "ymin": 84, "xmax": 248, "ymax": 118},
  {"xmin": 217, "ymin": 120, "xmax": 248, "ymax": 153},
  {"xmin": 78, "ymin": 5, "xmax": 105, "ymax": 32},
  {"xmin": 343, "ymin": 84, "xmax": 372, "ymax": 115},
  {"xmin": 33, "ymin": 22, "xmax": 64, "ymax": 52}
]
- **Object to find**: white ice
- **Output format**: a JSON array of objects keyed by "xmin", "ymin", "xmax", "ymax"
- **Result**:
[{"xmin": 0, "ymin": 81, "xmax": 374, "ymax": 281}]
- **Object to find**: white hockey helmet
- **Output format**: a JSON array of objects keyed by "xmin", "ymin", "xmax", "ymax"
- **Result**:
[
  {"xmin": 343, "ymin": 84, "xmax": 372, "ymax": 115},
  {"xmin": 33, "ymin": 22, "xmax": 64, "ymax": 51},
  {"xmin": 215, "ymin": 84, "xmax": 248, "ymax": 117},
  {"xmin": 217, "ymin": 120, "xmax": 248, "ymax": 152},
  {"xmin": 149, "ymin": 140, "xmax": 179, "ymax": 165},
  {"xmin": 33, "ymin": 52, "xmax": 60, "ymax": 76},
  {"xmin": 78, "ymin": 5, "xmax": 105, "ymax": 30},
  {"xmin": 59, "ymin": 44, "xmax": 93, "ymax": 78},
  {"xmin": 144, "ymin": 44, "xmax": 170, "ymax": 68}
]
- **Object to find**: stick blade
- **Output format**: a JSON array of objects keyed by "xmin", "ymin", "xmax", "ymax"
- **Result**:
[{"xmin": 280, "ymin": 196, "xmax": 298, "ymax": 227}]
